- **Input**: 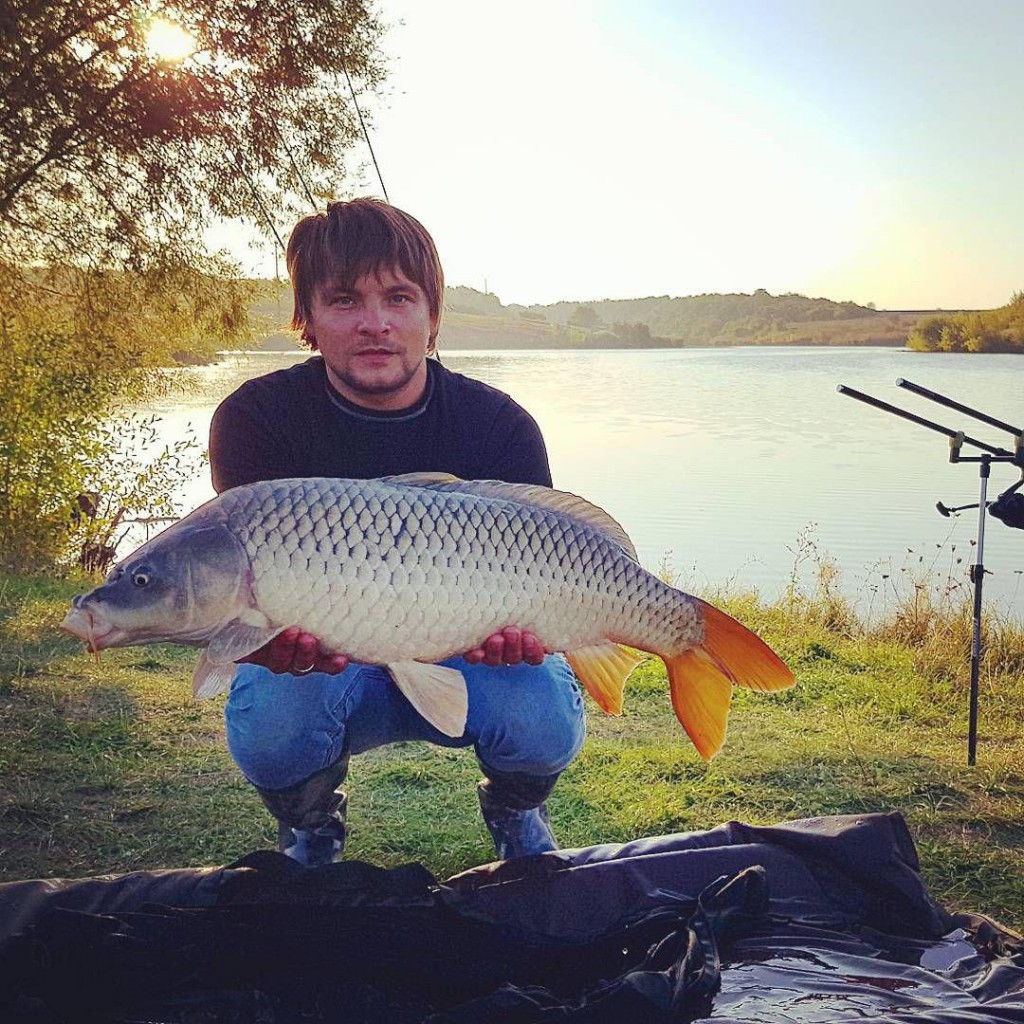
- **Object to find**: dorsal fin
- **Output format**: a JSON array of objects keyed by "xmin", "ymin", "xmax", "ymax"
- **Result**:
[
  {"xmin": 381, "ymin": 473, "xmax": 638, "ymax": 559},
  {"xmin": 381, "ymin": 472, "xmax": 461, "ymax": 487}
]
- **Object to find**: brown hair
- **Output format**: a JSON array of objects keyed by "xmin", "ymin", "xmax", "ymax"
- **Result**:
[{"xmin": 286, "ymin": 198, "xmax": 444, "ymax": 350}]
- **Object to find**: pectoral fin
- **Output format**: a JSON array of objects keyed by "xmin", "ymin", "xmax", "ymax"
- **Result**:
[
  {"xmin": 565, "ymin": 642, "xmax": 646, "ymax": 716},
  {"xmin": 387, "ymin": 662, "xmax": 469, "ymax": 738},
  {"xmin": 192, "ymin": 652, "xmax": 239, "ymax": 699},
  {"xmin": 206, "ymin": 621, "xmax": 286, "ymax": 665}
]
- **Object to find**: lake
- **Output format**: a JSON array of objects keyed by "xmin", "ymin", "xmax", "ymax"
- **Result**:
[{"xmin": 133, "ymin": 346, "xmax": 1024, "ymax": 616}]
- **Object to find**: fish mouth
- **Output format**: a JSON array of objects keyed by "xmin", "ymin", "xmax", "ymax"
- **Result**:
[{"xmin": 59, "ymin": 607, "xmax": 123, "ymax": 652}]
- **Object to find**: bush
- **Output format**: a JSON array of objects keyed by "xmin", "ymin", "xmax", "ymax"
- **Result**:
[{"xmin": 0, "ymin": 264, "xmax": 252, "ymax": 571}]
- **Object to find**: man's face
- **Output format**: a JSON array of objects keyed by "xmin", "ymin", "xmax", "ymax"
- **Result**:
[{"xmin": 305, "ymin": 267, "xmax": 435, "ymax": 411}]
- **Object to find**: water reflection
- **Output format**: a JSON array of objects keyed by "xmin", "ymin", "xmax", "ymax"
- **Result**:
[{"xmin": 128, "ymin": 347, "xmax": 1024, "ymax": 614}]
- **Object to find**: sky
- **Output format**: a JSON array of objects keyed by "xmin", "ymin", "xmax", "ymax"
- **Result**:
[{"xmin": 214, "ymin": 0, "xmax": 1024, "ymax": 311}]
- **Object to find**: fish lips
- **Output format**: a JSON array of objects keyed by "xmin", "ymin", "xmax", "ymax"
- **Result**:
[{"xmin": 59, "ymin": 606, "xmax": 126, "ymax": 652}]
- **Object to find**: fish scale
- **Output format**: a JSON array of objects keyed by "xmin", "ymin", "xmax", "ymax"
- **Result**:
[
  {"xmin": 61, "ymin": 473, "xmax": 795, "ymax": 759},
  {"xmin": 221, "ymin": 478, "xmax": 679, "ymax": 666}
]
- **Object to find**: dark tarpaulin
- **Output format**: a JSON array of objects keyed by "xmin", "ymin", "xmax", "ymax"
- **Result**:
[{"xmin": 0, "ymin": 812, "xmax": 1022, "ymax": 1023}]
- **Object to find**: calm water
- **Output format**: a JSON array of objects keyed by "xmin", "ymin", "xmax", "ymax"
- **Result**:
[{"xmin": 135, "ymin": 347, "xmax": 1024, "ymax": 614}]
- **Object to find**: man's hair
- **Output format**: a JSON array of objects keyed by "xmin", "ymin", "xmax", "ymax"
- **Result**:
[{"xmin": 286, "ymin": 198, "xmax": 445, "ymax": 350}]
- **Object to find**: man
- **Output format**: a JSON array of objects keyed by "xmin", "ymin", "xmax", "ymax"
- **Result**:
[{"xmin": 209, "ymin": 198, "xmax": 585, "ymax": 867}]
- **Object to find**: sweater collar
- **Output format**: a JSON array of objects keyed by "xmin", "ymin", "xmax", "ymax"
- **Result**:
[{"xmin": 321, "ymin": 357, "xmax": 437, "ymax": 422}]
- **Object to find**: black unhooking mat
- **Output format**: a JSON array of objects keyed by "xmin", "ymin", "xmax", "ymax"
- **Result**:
[{"xmin": 1, "ymin": 812, "xmax": 1022, "ymax": 1022}]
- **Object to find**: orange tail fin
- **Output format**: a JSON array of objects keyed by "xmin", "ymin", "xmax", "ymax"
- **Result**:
[
  {"xmin": 697, "ymin": 600, "xmax": 794, "ymax": 692},
  {"xmin": 665, "ymin": 601, "xmax": 794, "ymax": 761},
  {"xmin": 665, "ymin": 648, "xmax": 734, "ymax": 760}
]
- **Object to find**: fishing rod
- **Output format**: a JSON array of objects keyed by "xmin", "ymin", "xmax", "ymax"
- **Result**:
[{"xmin": 836, "ymin": 379, "xmax": 1024, "ymax": 766}]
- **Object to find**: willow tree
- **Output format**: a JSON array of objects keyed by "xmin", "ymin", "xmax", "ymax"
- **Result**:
[{"xmin": 0, "ymin": 0, "xmax": 388, "ymax": 569}]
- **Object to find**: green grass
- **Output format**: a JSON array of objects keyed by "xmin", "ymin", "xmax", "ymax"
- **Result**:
[{"xmin": 2, "ymin": 569, "xmax": 1023, "ymax": 933}]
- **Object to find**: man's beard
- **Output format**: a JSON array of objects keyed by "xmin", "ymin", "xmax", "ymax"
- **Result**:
[{"xmin": 334, "ymin": 358, "xmax": 422, "ymax": 397}]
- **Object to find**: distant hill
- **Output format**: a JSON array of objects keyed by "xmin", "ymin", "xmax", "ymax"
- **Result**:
[{"xmin": 249, "ymin": 280, "xmax": 927, "ymax": 351}]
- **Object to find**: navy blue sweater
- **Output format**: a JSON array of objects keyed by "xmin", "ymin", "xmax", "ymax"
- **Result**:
[{"xmin": 209, "ymin": 356, "xmax": 552, "ymax": 494}]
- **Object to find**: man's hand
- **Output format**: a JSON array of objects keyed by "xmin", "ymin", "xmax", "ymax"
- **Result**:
[
  {"xmin": 463, "ymin": 626, "xmax": 547, "ymax": 667},
  {"xmin": 238, "ymin": 626, "xmax": 350, "ymax": 675},
  {"xmin": 239, "ymin": 624, "xmax": 546, "ymax": 675}
]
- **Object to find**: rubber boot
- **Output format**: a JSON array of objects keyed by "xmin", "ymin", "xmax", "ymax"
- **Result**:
[
  {"xmin": 254, "ymin": 752, "xmax": 350, "ymax": 868},
  {"xmin": 477, "ymin": 762, "xmax": 561, "ymax": 861}
]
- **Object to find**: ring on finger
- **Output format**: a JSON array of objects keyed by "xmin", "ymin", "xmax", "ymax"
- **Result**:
[{"xmin": 294, "ymin": 662, "xmax": 316, "ymax": 675}]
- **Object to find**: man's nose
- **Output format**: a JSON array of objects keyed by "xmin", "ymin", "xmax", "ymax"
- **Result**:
[{"xmin": 357, "ymin": 302, "xmax": 390, "ymax": 332}]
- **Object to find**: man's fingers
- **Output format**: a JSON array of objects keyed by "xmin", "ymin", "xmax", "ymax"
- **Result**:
[
  {"xmin": 501, "ymin": 626, "xmax": 523, "ymax": 665},
  {"xmin": 483, "ymin": 632, "xmax": 505, "ymax": 667},
  {"xmin": 233, "ymin": 627, "xmax": 350, "ymax": 676},
  {"xmin": 521, "ymin": 631, "xmax": 546, "ymax": 666},
  {"xmin": 318, "ymin": 652, "xmax": 351, "ymax": 674},
  {"xmin": 266, "ymin": 626, "xmax": 301, "ymax": 673},
  {"xmin": 464, "ymin": 628, "xmax": 547, "ymax": 667},
  {"xmin": 250, "ymin": 625, "xmax": 541, "ymax": 675},
  {"xmin": 292, "ymin": 632, "xmax": 319, "ymax": 673}
]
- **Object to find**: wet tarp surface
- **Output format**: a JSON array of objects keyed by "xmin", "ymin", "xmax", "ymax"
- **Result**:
[{"xmin": 1, "ymin": 812, "xmax": 1022, "ymax": 1022}]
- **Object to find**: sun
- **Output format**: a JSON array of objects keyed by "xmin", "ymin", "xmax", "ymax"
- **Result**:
[{"xmin": 145, "ymin": 16, "xmax": 196, "ymax": 62}]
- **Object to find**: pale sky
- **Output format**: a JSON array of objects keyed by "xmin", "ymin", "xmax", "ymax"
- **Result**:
[{"xmin": 214, "ymin": 0, "xmax": 1024, "ymax": 311}]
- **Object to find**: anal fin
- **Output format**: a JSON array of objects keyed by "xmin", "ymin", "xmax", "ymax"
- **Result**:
[
  {"xmin": 387, "ymin": 661, "xmax": 469, "ymax": 738},
  {"xmin": 565, "ymin": 642, "xmax": 645, "ymax": 716}
]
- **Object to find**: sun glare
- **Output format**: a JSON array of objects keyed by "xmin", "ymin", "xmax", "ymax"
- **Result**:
[{"xmin": 145, "ymin": 17, "xmax": 195, "ymax": 62}]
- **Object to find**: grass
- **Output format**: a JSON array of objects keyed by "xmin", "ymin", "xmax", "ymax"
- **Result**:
[{"xmin": 1, "ymin": 562, "xmax": 1023, "ymax": 934}]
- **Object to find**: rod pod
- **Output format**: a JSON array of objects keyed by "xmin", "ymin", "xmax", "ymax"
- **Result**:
[{"xmin": 837, "ymin": 381, "xmax": 1023, "ymax": 764}]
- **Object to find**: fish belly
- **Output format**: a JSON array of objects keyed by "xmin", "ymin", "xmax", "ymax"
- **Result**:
[{"xmin": 219, "ymin": 478, "xmax": 692, "ymax": 664}]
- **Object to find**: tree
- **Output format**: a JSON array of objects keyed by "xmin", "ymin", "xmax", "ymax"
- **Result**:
[
  {"xmin": 611, "ymin": 321, "xmax": 652, "ymax": 346},
  {"xmin": 907, "ymin": 316, "xmax": 944, "ymax": 352},
  {"xmin": 568, "ymin": 304, "xmax": 601, "ymax": 330},
  {"xmin": 0, "ymin": 1, "xmax": 389, "ymax": 569},
  {"xmin": 1, "ymin": 0, "xmax": 386, "ymax": 274},
  {"xmin": 907, "ymin": 298, "xmax": 1024, "ymax": 356}
]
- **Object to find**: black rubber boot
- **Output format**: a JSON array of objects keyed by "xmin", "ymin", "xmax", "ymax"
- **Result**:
[
  {"xmin": 477, "ymin": 762, "xmax": 561, "ymax": 861},
  {"xmin": 254, "ymin": 752, "xmax": 350, "ymax": 868}
]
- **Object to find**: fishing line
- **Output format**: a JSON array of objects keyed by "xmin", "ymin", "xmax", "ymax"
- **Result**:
[
  {"xmin": 236, "ymin": 54, "xmax": 391, "ymax": 265},
  {"xmin": 342, "ymin": 55, "xmax": 390, "ymax": 204},
  {"xmin": 233, "ymin": 152, "xmax": 286, "ymax": 252},
  {"xmin": 260, "ymin": 57, "xmax": 390, "ymax": 223},
  {"xmin": 271, "ymin": 118, "xmax": 318, "ymax": 210}
]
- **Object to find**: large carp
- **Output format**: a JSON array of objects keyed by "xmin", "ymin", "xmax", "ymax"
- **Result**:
[{"xmin": 61, "ymin": 474, "xmax": 794, "ymax": 759}]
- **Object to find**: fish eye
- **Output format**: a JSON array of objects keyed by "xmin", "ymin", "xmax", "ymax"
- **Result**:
[{"xmin": 131, "ymin": 568, "xmax": 152, "ymax": 588}]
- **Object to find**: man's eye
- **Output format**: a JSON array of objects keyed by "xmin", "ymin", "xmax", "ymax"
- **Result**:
[
  {"xmin": 390, "ymin": 294, "xmax": 411, "ymax": 304},
  {"xmin": 331, "ymin": 295, "xmax": 354, "ymax": 306}
]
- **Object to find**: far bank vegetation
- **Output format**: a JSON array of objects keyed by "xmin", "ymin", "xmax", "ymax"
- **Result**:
[
  {"xmin": 256, "ymin": 282, "xmax": 924, "ymax": 351},
  {"xmin": 908, "ymin": 292, "xmax": 1024, "ymax": 353}
]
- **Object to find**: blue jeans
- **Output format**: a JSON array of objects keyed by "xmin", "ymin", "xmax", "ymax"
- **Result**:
[{"xmin": 225, "ymin": 655, "xmax": 586, "ymax": 790}]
